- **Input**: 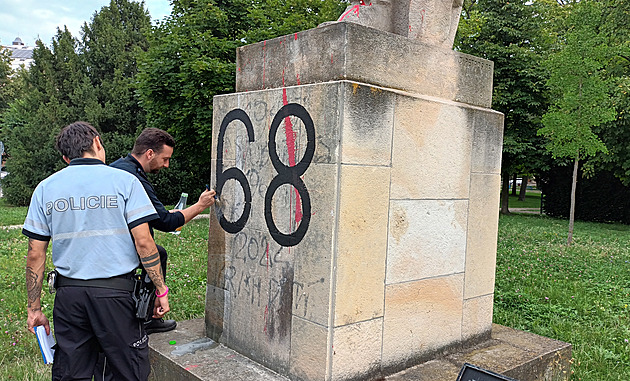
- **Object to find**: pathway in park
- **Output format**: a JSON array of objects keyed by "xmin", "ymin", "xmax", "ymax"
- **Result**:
[{"xmin": 510, "ymin": 207, "xmax": 544, "ymax": 215}]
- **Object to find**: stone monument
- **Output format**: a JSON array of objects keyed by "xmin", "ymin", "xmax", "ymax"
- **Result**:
[
  {"xmin": 337, "ymin": 0, "xmax": 464, "ymax": 48},
  {"xmin": 205, "ymin": 10, "xmax": 503, "ymax": 381}
]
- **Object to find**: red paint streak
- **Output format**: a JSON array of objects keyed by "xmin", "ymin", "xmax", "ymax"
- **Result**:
[
  {"xmin": 294, "ymin": 33, "xmax": 298, "ymax": 40},
  {"xmin": 331, "ymin": 53, "xmax": 333, "ymax": 64},
  {"xmin": 185, "ymin": 365, "xmax": 199, "ymax": 370},
  {"xmin": 296, "ymin": 73, "xmax": 301, "ymax": 85},
  {"xmin": 281, "ymin": 88, "xmax": 303, "ymax": 224},
  {"xmin": 337, "ymin": 1, "xmax": 371, "ymax": 20},
  {"xmin": 339, "ymin": 4, "xmax": 361, "ymax": 21}
]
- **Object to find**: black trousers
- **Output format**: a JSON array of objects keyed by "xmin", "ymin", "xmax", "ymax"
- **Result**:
[
  {"xmin": 52, "ymin": 286, "xmax": 149, "ymax": 381},
  {"xmin": 93, "ymin": 245, "xmax": 169, "ymax": 380}
]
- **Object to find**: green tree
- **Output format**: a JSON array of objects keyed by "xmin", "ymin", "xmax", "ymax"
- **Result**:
[
  {"xmin": 0, "ymin": 1, "xmax": 153, "ymax": 204},
  {"xmin": 1, "ymin": 28, "xmax": 93, "ymax": 205},
  {"xmin": 456, "ymin": 0, "xmax": 551, "ymax": 214},
  {"xmin": 0, "ymin": 48, "xmax": 14, "ymax": 153},
  {"xmin": 0, "ymin": 48, "xmax": 26, "ymax": 138},
  {"xmin": 583, "ymin": 0, "xmax": 630, "ymax": 186},
  {"xmin": 538, "ymin": 0, "xmax": 616, "ymax": 245},
  {"xmin": 137, "ymin": 0, "xmax": 346, "ymax": 203},
  {"xmin": 81, "ymin": 0, "xmax": 152, "ymax": 160},
  {"xmin": 0, "ymin": 49, "xmax": 14, "ymax": 112}
]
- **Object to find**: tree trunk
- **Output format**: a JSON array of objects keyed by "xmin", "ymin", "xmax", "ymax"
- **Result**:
[
  {"xmin": 511, "ymin": 173, "xmax": 518, "ymax": 196},
  {"xmin": 518, "ymin": 175, "xmax": 529, "ymax": 201},
  {"xmin": 567, "ymin": 153, "xmax": 579, "ymax": 246},
  {"xmin": 501, "ymin": 172, "xmax": 510, "ymax": 214}
]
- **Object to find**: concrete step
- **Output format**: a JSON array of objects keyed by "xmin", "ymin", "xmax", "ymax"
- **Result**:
[{"xmin": 149, "ymin": 319, "xmax": 571, "ymax": 381}]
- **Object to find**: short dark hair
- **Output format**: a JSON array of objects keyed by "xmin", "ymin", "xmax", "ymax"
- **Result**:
[
  {"xmin": 55, "ymin": 121, "xmax": 100, "ymax": 160},
  {"xmin": 131, "ymin": 128, "xmax": 175, "ymax": 155}
]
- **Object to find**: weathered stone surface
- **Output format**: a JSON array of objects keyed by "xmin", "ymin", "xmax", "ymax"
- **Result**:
[
  {"xmin": 219, "ymin": 228, "xmax": 293, "ymax": 373},
  {"xmin": 208, "ymin": 77, "xmax": 505, "ymax": 379},
  {"xmin": 150, "ymin": 320, "xmax": 570, "ymax": 381},
  {"xmin": 492, "ymin": 324, "xmax": 571, "ymax": 359},
  {"xmin": 390, "ymin": 95, "xmax": 472, "ymax": 200},
  {"xmin": 210, "ymin": 83, "xmax": 344, "ymax": 375},
  {"xmin": 236, "ymin": 23, "xmax": 493, "ymax": 108},
  {"xmin": 464, "ymin": 173, "xmax": 501, "ymax": 299},
  {"xmin": 149, "ymin": 319, "xmax": 289, "ymax": 381},
  {"xmin": 337, "ymin": 0, "xmax": 463, "ymax": 49},
  {"xmin": 446, "ymin": 325, "xmax": 572, "ymax": 381},
  {"xmin": 387, "ymin": 200, "xmax": 467, "ymax": 284},
  {"xmin": 341, "ymin": 82, "xmax": 394, "ymax": 166},
  {"xmin": 382, "ymin": 274, "xmax": 464, "ymax": 369},
  {"xmin": 470, "ymin": 108, "xmax": 504, "ymax": 174},
  {"xmin": 212, "ymin": 96, "xmax": 239, "ymax": 162},
  {"xmin": 391, "ymin": 0, "xmax": 463, "ymax": 48},
  {"xmin": 304, "ymin": 83, "xmax": 343, "ymax": 165},
  {"xmin": 337, "ymin": 1, "xmax": 394, "ymax": 35},
  {"xmin": 292, "ymin": 162, "xmax": 337, "ymax": 326},
  {"xmin": 204, "ymin": 284, "xmax": 228, "ymax": 342},
  {"xmin": 461, "ymin": 294, "xmax": 493, "ymax": 341},
  {"xmin": 289, "ymin": 317, "xmax": 329, "ymax": 381},
  {"xmin": 385, "ymin": 359, "xmax": 461, "ymax": 381},
  {"xmin": 335, "ymin": 165, "xmax": 389, "ymax": 326},
  {"xmin": 331, "ymin": 318, "xmax": 384, "ymax": 380},
  {"xmin": 207, "ymin": 189, "xmax": 229, "ymax": 288}
]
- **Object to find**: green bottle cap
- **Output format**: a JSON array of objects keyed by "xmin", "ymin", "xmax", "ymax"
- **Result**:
[{"xmin": 169, "ymin": 340, "xmax": 177, "ymax": 345}]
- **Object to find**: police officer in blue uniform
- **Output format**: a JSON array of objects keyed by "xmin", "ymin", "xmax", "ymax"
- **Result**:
[
  {"xmin": 111, "ymin": 128, "xmax": 215, "ymax": 334},
  {"xmin": 24, "ymin": 121, "xmax": 171, "ymax": 380}
]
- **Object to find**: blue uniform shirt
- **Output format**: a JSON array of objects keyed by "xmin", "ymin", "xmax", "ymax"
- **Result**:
[{"xmin": 22, "ymin": 158, "xmax": 159, "ymax": 279}]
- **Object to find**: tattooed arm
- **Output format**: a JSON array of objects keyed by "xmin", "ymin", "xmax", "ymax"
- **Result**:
[
  {"xmin": 130, "ymin": 222, "xmax": 170, "ymax": 318},
  {"xmin": 26, "ymin": 238, "xmax": 50, "ymax": 334}
]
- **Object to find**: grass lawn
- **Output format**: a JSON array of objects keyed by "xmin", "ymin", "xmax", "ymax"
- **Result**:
[
  {"xmin": 496, "ymin": 214, "xmax": 630, "ymax": 379},
  {"xmin": 0, "ymin": 198, "xmax": 28, "ymax": 226},
  {"xmin": 507, "ymin": 190, "xmax": 542, "ymax": 210},
  {"xmin": 2, "ymin": 199, "xmax": 630, "ymax": 379}
]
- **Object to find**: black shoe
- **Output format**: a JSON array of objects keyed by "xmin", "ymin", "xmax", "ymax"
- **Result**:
[{"xmin": 144, "ymin": 318, "xmax": 177, "ymax": 334}]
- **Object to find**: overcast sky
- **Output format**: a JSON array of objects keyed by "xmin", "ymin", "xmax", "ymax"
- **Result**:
[{"xmin": 0, "ymin": 0, "xmax": 172, "ymax": 47}]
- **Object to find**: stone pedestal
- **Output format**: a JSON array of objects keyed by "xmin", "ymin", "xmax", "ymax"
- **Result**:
[{"xmin": 206, "ymin": 22, "xmax": 503, "ymax": 381}]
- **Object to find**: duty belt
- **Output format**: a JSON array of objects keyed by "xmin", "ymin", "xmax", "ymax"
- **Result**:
[{"xmin": 56, "ymin": 274, "xmax": 135, "ymax": 292}]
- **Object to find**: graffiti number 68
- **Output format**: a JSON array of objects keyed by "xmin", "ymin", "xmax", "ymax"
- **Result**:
[{"xmin": 215, "ymin": 104, "xmax": 315, "ymax": 247}]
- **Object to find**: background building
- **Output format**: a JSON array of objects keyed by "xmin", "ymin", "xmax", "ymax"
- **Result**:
[{"xmin": 2, "ymin": 37, "xmax": 34, "ymax": 71}]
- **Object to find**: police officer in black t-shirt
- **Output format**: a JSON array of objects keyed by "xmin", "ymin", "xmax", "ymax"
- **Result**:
[{"xmin": 111, "ymin": 128, "xmax": 215, "ymax": 334}]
